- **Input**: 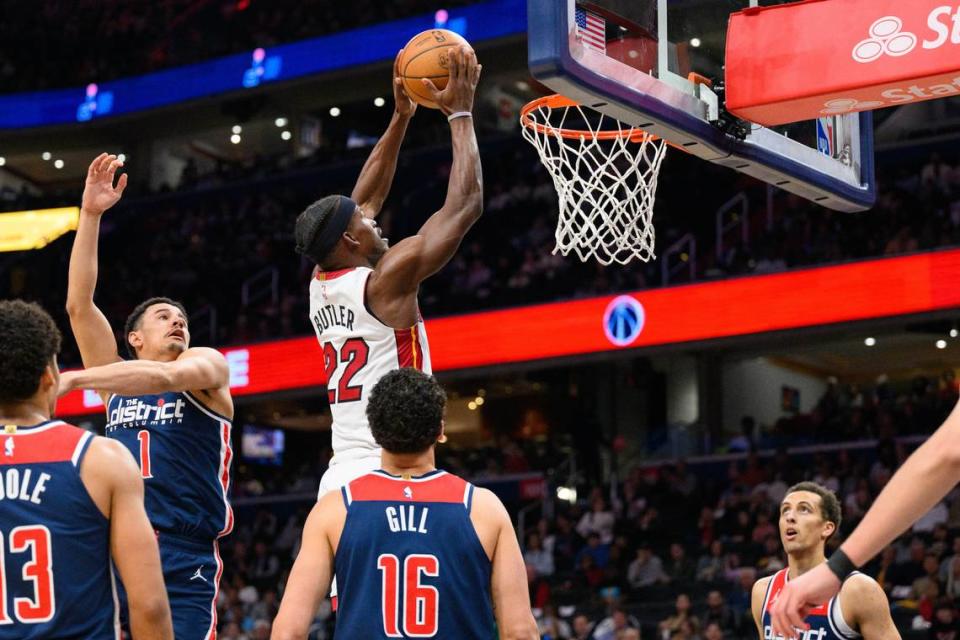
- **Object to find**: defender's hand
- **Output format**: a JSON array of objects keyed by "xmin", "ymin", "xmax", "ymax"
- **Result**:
[
  {"xmin": 82, "ymin": 153, "xmax": 128, "ymax": 216},
  {"xmin": 393, "ymin": 49, "xmax": 417, "ymax": 118},
  {"xmin": 769, "ymin": 563, "xmax": 841, "ymax": 639},
  {"xmin": 421, "ymin": 46, "xmax": 482, "ymax": 116}
]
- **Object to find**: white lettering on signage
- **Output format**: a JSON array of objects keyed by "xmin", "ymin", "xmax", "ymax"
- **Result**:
[{"xmin": 226, "ymin": 349, "xmax": 250, "ymax": 388}]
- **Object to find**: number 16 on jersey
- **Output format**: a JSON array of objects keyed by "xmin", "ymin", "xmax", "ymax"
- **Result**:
[{"xmin": 377, "ymin": 553, "xmax": 439, "ymax": 637}]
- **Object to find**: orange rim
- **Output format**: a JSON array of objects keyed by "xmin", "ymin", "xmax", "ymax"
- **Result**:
[{"xmin": 520, "ymin": 94, "xmax": 687, "ymax": 151}]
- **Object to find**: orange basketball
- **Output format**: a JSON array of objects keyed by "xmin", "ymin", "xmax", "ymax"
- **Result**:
[{"xmin": 398, "ymin": 29, "xmax": 472, "ymax": 109}]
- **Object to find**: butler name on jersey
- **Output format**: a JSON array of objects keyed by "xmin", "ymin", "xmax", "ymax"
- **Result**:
[{"xmin": 309, "ymin": 267, "xmax": 432, "ymax": 459}]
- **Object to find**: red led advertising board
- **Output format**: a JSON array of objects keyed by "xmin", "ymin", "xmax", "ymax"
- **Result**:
[{"xmin": 58, "ymin": 249, "xmax": 960, "ymax": 416}]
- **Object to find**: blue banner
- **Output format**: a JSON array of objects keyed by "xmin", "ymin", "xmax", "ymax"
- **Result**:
[{"xmin": 0, "ymin": 0, "xmax": 525, "ymax": 130}]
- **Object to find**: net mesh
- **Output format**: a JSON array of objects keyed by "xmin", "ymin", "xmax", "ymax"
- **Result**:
[{"xmin": 521, "ymin": 98, "xmax": 668, "ymax": 265}]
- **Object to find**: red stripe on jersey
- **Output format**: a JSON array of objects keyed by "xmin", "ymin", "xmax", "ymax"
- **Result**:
[
  {"xmin": 315, "ymin": 267, "xmax": 357, "ymax": 281},
  {"xmin": 349, "ymin": 473, "xmax": 467, "ymax": 504},
  {"xmin": 765, "ymin": 568, "xmax": 829, "ymax": 615},
  {"xmin": 0, "ymin": 423, "xmax": 85, "ymax": 465},
  {"xmin": 413, "ymin": 326, "xmax": 424, "ymax": 371},
  {"xmin": 218, "ymin": 422, "xmax": 234, "ymax": 537},
  {"xmin": 395, "ymin": 327, "xmax": 417, "ymax": 370}
]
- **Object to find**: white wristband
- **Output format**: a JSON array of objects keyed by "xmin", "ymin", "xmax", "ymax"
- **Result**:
[{"xmin": 447, "ymin": 111, "xmax": 473, "ymax": 122}]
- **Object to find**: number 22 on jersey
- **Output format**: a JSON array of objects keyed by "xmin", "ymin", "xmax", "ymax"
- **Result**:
[
  {"xmin": 323, "ymin": 339, "xmax": 370, "ymax": 404},
  {"xmin": 378, "ymin": 553, "xmax": 439, "ymax": 637}
]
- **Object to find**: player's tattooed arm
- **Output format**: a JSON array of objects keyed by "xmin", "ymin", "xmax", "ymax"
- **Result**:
[
  {"xmin": 841, "ymin": 575, "xmax": 901, "ymax": 640},
  {"xmin": 67, "ymin": 153, "xmax": 127, "ymax": 369},
  {"xmin": 59, "ymin": 347, "xmax": 229, "ymax": 396},
  {"xmin": 350, "ymin": 50, "xmax": 416, "ymax": 219}
]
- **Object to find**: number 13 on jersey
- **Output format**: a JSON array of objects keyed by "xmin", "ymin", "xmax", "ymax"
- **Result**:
[{"xmin": 377, "ymin": 553, "xmax": 439, "ymax": 637}]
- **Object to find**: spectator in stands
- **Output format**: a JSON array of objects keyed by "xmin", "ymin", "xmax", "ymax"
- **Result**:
[
  {"xmin": 665, "ymin": 542, "xmax": 696, "ymax": 585},
  {"xmin": 658, "ymin": 594, "xmax": 700, "ymax": 640},
  {"xmin": 913, "ymin": 554, "xmax": 944, "ymax": 600},
  {"xmin": 524, "ymin": 532, "xmax": 555, "ymax": 579},
  {"xmin": 700, "ymin": 590, "xmax": 737, "ymax": 637},
  {"xmin": 696, "ymin": 540, "xmax": 726, "ymax": 582},
  {"xmin": 572, "ymin": 614, "xmax": 594, "ymax": 640},
  {"xmin": 538, "ymin": 603, "xmax": 572, "ymax": 640},
  {"xmin": 578, "ymin": 495, "xmax": 616, "ymax": 544},
  {"xmin": 591, "ymin": 607, "xmax": 640, "ymax": 640},
  {"xmin": 627, "ymin": 543, "xmax": 668, "ymax": 592},
  {"xmin": 930, "ymin": 600, "xmax": 959, "ymax": 640},
  {"xmin": 702, "ymin": 621, "xmax": 724, "ymax": 640}
]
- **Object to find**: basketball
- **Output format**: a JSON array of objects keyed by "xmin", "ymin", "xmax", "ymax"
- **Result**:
[{"xmin": 398, "ymin": 29, "xmax": 472, "ymax": 109}]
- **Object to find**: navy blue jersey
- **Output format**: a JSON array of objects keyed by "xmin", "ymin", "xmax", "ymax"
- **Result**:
[
  {"xmin": 0, "ymin": 420, "xmax": 119, "ymax": 639},
  {"xmin": 761, "ymin": 568, "xmax": 864, "ymax": 640},
  {"xmin": 106, "ymin": 391, "xmax": 233, "ymax": 541},
  {"xmin": 334, "ymin": 469, "xmax": 494, "ymax": 639}
]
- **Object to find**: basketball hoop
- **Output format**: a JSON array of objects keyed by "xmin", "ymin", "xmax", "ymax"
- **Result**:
[{"xmin": 520, "ymin": 94, "xmax": 671, "ymax": 266}]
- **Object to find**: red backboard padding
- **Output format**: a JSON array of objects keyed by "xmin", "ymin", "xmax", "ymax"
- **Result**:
[{"xmin": 726, "ymin": 0, "xmax": 960, "ymax": 126}]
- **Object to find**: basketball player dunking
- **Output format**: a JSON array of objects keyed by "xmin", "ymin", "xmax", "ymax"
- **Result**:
[
  {"xmin": 294, "ymin": 46, "xmax": 482, "ymax": 496},
  {"xmin": 271, "ymin": 369, "xmax": 538, "ymax": 640},
  {"xmin": 751, "ymin": 482, "xmax": 899, "ymax": 640},
  {"xmin": 60, "ymin": 154, "xmax": 234, "ymax": 639},
  {"xmin": 0, "ymin": 300, "xmax": 173, "ymax": 640}
]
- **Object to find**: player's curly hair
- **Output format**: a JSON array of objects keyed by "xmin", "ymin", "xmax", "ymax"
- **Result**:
[
  {"xmin": 123, "ymin": 297, "xmax": 188, "ymax": 359},
  {"xmin": 785, "ymin": 481, "xmax": 842, "ymax": 537},
  {"xmin": 0, "ymin": 300, "xmax": 62, "ymax": 403},
  {"xmin": 367, "ymin": 368, "xmax": 446, "ymax": 454}
]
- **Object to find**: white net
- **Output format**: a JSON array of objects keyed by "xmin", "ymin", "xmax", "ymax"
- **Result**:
[{"xmin": 521, "ymin": 97, "xmax": 668, "ymax": 266}]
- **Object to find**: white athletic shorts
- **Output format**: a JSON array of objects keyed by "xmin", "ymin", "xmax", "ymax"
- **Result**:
[{"xmin": 318, "ymin": 454, "xmax": 382, "ymax": 498}]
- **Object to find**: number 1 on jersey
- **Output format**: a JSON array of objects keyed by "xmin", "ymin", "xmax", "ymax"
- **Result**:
[
  {"xmin": 377, "ymin": 553, "xmax": 440, "ymax": 637},
  {"xmin": 137, "ymin": 430, "xmax": 153, "ymax": 479}
]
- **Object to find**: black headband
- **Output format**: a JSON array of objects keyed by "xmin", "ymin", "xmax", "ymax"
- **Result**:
[{"xmin": 300, "ymin": 195, "xmax": 356, "ymax": 262}]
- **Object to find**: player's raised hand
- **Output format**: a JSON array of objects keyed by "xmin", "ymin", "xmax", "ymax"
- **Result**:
[
  {"xmin": 769, "ymin": 563, "xmax": 841, "ymax": 639},
  {"xmin": 393, "ymin": 49, "xmax": 417, "ymax": 118},
  {"xmin": 82, "ymin": 153, "xmax": 128, "ymax": 216},
  {"xmin": 421, "ymin": 45, "xmax": 482, "ymax": 116}
]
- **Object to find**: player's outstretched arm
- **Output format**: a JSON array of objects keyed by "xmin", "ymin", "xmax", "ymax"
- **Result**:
[
  {"xmin": 81, "ymin": 437, "xmax": 173, "ymax": 640},
  {"xmin": 368, "ymin": 46, "xmax": 483, "ymax": 297},
  {"xmin": 475, "ymin": 488, "xmax": 539, "ymax": 640},
  {"xmin": 59, "ymin": 347, "xmax": 229, "ymax": 397},
  {"xmin": 272, "ymin": 492, "xmax": 343, "ymax": 640},
  {"xmin": 349, "ymin": 50, "xmax": 416, "ymax": 218},
  {"xmin": 771, "ymin": 396, "xmax": 960, "ymax": 637},
  {"xmin": 66, "ymin": 153, "xmax": 127, "ymax": 369},
  {"xmin": 841, "ymin": 575, "xmax": 900, "ymax": 640}
]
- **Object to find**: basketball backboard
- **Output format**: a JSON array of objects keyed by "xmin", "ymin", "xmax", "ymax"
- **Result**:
[{"xmin": 527, "ymin": 0, "xmax": 876, "ymax": 212}]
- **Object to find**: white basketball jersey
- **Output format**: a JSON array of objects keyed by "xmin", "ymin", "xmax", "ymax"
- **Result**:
[{"xmin": 309, "ymin": 267, "xmax": 432, "ymax": 461}]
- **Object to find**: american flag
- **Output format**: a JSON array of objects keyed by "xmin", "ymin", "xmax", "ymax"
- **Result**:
[{"xmin": 575, "ymin": 7, "xmax": 606, "ymax": 54}]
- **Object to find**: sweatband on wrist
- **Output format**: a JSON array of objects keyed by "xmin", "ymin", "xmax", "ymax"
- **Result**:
[
  {"xmin": 447, "ymin": 111, "xmax": 473, "ymax": 122},
  {"xmin": 826, "ymin": 549, "xmax": 857, "ymax": 581},
  {"xmin": 296, "ymin": 195, "xmax": 356, "ymax": 262}
]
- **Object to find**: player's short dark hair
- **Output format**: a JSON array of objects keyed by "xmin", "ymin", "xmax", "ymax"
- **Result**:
[
  {"xmin": 785, "ymin": 481, "xmax": 842, "ymax": 535},
  {"xmin": 123, "ymin": 297, "xmax": 187, "ymax": 359},
  {"xmin": 367, "ymin": 369, "xmax": 445, "ymax": 454},
  {"xmin": 294, "ymin": 195, "xmax": 342, "ymax": 265},
  {"xmin": 0, "ymin": 300, "xmax": 62, "ymax": 403}
]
